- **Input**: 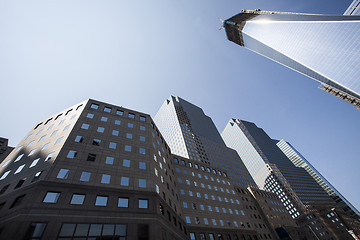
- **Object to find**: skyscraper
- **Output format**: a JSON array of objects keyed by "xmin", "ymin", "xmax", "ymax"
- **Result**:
[
  {"xmin": 345, "ymin": 0, "xmax": 360, "ymax": 15},
  {"xmin": 221, "ymin": 119, "xmax": 335, "ymax": 219},
  {"xmin": 154, "ymin": 96, "xmax": 257, "ymax": 188},
  {"xmin": 223, "ymin": 10, "xmax": 360, "ymax": 109},
  {"xmin": 0, "ymin": 98, "xmax": 308, "ymax": 240},
  {"xmin": 275, "ymin": 139, "xmax": 360, "ymax": 218}
]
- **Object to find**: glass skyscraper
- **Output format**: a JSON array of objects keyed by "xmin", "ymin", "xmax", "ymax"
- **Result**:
[
  {"xmin": 275, "ymin": 139, "xmax": 360, "ymax": 218},
  {"xmin": 224, "ymin": 10, "xmax": 360, "ymax": 109},
  {"xmin": 222, "ymin": 119, "xmax": 335, "ymax": 218},
  {"xmin": 154, "ymin": 96, "xmax": 257, "ymax": 188},
  {"xmin": 345, "ymin": 0, "xmax": 360, "ymax": 15}
]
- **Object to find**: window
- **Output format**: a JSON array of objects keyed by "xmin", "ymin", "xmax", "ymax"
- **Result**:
[
  {"xmin": 127, "ymin": 123, "xmax": 133, "ymax": 128},
  {"xmin": 123, "ymin": 159, "xmax": 130, "ymax": 167},
  {"xmin": 101, "ymin": 116, "xmax": 108, "ymax": 122},
  {"xmin": 95, "ymin": 196, "xmax": 108, "ymax": 206},
  {"xmin": 186, "ymin": 216, "xmax": 191, "ymax": 224},
  {"xmin": 140, "ymin": 125, "xmax": 146, "ymax": 131},
  {"xmin": 124, "ymin": 145, "xmax": 131, "ymax": 152},
  {"xmin": 24, "ymin": 223, "xmax": 46, "ymax": 239},
  {"xmin": 63, "ymin": 124, "xmax": 70, "ymax": 131},
  {"xmin": 15, "ymin": 178, "xmax": 26, "ymax": 189},
  {"xmin": 140, "ymin": 116, "xmax": 146, "ymax": 122},
  {"xmin": 75, "ymin": 136, "xmax": 83, "ymax": 142},
  {"xmin": 128, "ymin": 113, "xmax": 135, "ymax": 119},
  {"xmin": 14, "ymin": 153, "xmax": 24, "ymax": 162},
  {"xmin": 43, "ymin": 192, "xmax": 60, "ymax": 203},
  {"xmin": 126, "ymin": 133, "xmax": 133, "ymax": 139},
  {"xmin": 57, "ymin": 169, "xmax": 69, "ymax": 179},
  {"xmin": 87, "ymin": 113, "xmax": 94, "ymax": 118},
  {"xmin": 15, "ymin": 164, "xmax": 25, "ymax": 174},
  {"xmin": 70, "ymin": 194, "xmax": 85, "ymax": 205},
  {"xmin": 183, "ymin": 202, "xmax": 188, "ymax": 208},
  {"xmin": 139, "ymin": 162, "xmax": 146, "ymax": 170},
  {"xmin": 55, "ymin": 137, "xmax": 63, "ymax": 145},
  {"xmin": 115, "ymin": 120, "xmax": 121, "ymax": 125},
  {"xmin": 67, "ymin": 150, "xmax": 77, "ymax": 158},
  {"xmin": 28, "ymin": 148, "xmax": 37, "ymax": 156},
  {"xmin": 97, "ymin": 127, "xmax": 104, "ymax": 133},
  {"xmin": 90, "ymin": 103, "xmax": 99, "ymax": 109},
  {"xmin": 104, "ymin": 107, "xmax": 112, "ymax": 113},
  {"xmin": 80, "ymin": 172, "xmax": 91, "ymax": 182},
  {"xmin": 138, "ymin": 199, "xmax": 148, "ymax": 209},
  {"xmin": 81, "ymin": 123, "xmax": 90, "ymax": 130},
  {"xmin": 139, "ymin": 179, "xmax": 146, "ymax": 188},
  {"xmin": 45, "ymin": 152, "xmax": 54, "ymax": 161},
  {"xmin": 87, "ymin": 153, "xmax": 96, "ymax": 162},
  {"xmin": 0, "ymin": 170, "xmax": 11, "ymax": 180},
  {"xmin": 121, "ymin": 177, "xmax": 129, "ymax": 186},
  {"xmin": 105, "ymin": 156, "xmax": 114, "ymax": 165},
  {"xmin": 109, "ymin": 142, "xmax": 116, "ymax": 149},
  {"xmin": 139, "ymin": 148, "xmax": 146, "ymax": 155},
  {"xmin": 116, "ymin": 110, "xmax": 124, "ymax": 116},
  {"xmin": 92, "ymin": 139, "xmax": 101, "ymax": 146},
  {"xmin": 32, "ymin": 171, "xmax": 43, "ymax": 182},
  {"xmin": 112, "ymin": 130, "xmax": 119, "ymax": 136},
  {"xmin": 51, "ymin": 130, "xmax": 58, "ymax": 137},
  {"xmin": 101, "ymin": 174, "xmax": 111, "ymax": 184},
  {"xmin": 190, "ymin": 233, "xmax": 196, "ymax": 240},
  {"xmin": 38, "ymin": 135, "xmax": 46, "ymax": 142},
  {"xmin": 118, "ymin": 197, "xmax": 129, "ymax": 208}
]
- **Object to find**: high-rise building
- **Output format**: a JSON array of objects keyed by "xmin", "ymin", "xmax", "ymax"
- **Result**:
[
  {"xmin": 221, "ymin": 119, "xmax": 336, "ymax": 218},
  {"xmin": 0, "ymin": 98, "xmax": 306, "ymax": 240},
  {"xmin": 345, "ymin": 0, "xmax": 360, "ymax": 15},
  {"xmin": 275, "ymin": 139, "xmax": 360, "ymax": 218},
  {"xmin": 154, "ymin": 96, "xmax": 257, "ymax": 188},
  {"xmin": 223, "ymin": 10, "xmax": 360, "ymax": 109}
]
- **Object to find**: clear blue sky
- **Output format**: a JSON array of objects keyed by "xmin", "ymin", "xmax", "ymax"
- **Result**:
[{"xmin": 1, "ymin": 0, "xmax": 359, "ymax": 211}]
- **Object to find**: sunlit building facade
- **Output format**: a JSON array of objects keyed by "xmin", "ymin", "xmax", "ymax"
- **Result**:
[
  {"xmin": 224, "ymin": 10, "xmax": 360, "ymax": 109},
  {"xmin": 221, "ymin": 119, "xmax": 334, "ymax": 219}
]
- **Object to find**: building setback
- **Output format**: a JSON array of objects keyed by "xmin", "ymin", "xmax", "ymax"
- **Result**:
[{"xmin": 223, "ymin": 10, "xmax": 360, "ymax": 109}]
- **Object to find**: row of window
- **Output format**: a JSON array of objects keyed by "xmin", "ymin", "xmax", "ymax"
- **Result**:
[
  {"xmin": 178, "ymin": 178, "xmax": 234, "ymax": 194},
  {"xmin": 33, "ymin": 104, "xmax": 83, "ymax": 130},
  {"xmin": 177, "ymin": 168, "xmax": 231, "ymax": 186},
  {"xmin": 57, "ymin": 169, "xmax": 148, "ymax": 187},
  {"xmin": 0, "ymin": 152, "xmax": 54, "ymax": 180},
  {"xmin": 180, "ymin": 189, "xmax": 240, "ymax": 205},
  {"xmin": 189, "ymin": 232, "xmax": 272, "ymax": 240},
  {"xmin": 90, "ymin": 103, "xmax": 146, "ymax": 123},
  {"xmin": 174, "ymin": 158, "xmax": 228, "ymax": 177},
  {"xmin": 43, "ymin": 191, "xmax": 149, "ymax": 209},
  {"xmin": 183, "ymin": 201, "xmax": 246, "ymax": 216}
]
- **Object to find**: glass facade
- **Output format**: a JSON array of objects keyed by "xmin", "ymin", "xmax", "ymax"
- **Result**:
[
  {"xmin": 224, "ymin": 10, "xmax": 360, "ymax": 109},
  {"xmin": 276, "ymin": 139, "xmax": 360, "ymax": 217}
]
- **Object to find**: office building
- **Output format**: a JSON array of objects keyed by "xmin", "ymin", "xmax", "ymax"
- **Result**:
[
  {"xmin": 275, "ymin": 139, "xmax": 360, "ymax": 218},
  {"xmin": 154, "ymin": 96, "xmax": 257, "ymax": 188},
  {"xmin": 0, "ymin": 138, "xmax": 14, "ymax": 164},
  {"xmin": 0, "ymin": 98, "xmax": 307, "ymax": 240},
  {"xmin": 223, "ymin": 10, "xmax": 360, "ymax": 109},
  {"xmin": 222, "ymin": 119, "xmax": 360, "ymax": 238},
  {"xmin": 222, "ymin": 120, "xmax": 336, "ymax": 217},
  {"xmin": 0, "ymin": 99, "xmax": 188, "ymax": 239},
  {"xmin": 345, "ymin": 0, "xmax": 360, "ymax": 15}
]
